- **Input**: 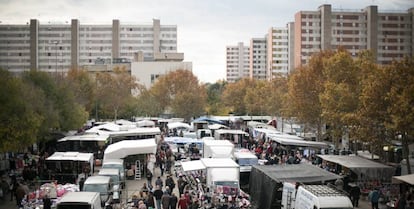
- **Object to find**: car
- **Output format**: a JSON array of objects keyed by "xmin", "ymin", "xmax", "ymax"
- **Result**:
[{"xmin": 98, "ymin": 168, "xmax": 122, "ymax": 203}]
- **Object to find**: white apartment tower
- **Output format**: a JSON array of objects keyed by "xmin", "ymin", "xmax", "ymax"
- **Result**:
[
  {"xmin": 226, "ymin": 42, "xmax": 250, "ymax": 83},
  {"xmin": 249, "ymin": 38, "xmax": 267, "ymax": 80},
  {"xmin": 294, "ymin": 5, "xmax": 414, "ymax": 68},
  {"xmin": 267, "ymin": 26, "xmax": 290, "ymax": 79},
  {"xmin": 0, "ymin": 19, "xmax": 181, "ymax": 73}
]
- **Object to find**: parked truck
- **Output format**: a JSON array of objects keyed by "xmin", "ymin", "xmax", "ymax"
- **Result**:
[{"xmin": 282, "ymin": 182, "xmax": 353, "ymax": 209}]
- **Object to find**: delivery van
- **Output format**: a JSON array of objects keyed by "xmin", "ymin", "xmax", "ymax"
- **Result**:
[
  {"xmin": 282, "ymin": 182, "xmax": 353, "ymax": 209},
  {"xmin": 98, "ymin": 168, "xmax": 121, "ymax": 203},
  {"xmin": 101, "ymin": 159, "xmax": 125, "ymax": 187},
  {"xmin": 82, "ymin": 176, "xmax": 113, "ymax": 206},
  {"xmin": 56, "ymin": 191, "xmax": 103, "ymax": 209}
]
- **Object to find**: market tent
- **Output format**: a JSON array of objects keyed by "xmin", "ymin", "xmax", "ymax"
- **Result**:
[
  {"xmin": 46, "ymin": 152, "xmax": 94, "ymax": 176},
  {"xmin": 207, "ymin": 124, "xmax": 229, "ymax": 130},
  {"xmin": 193, "ymin": 117, "xmax": 226, "ymax": 125},
  {"xmin": 164, "ymin": 137, "xmax": 202, "ymax": 144},
  {"xmin": 181, "ymin": 160, "xmax": 206, "ymax": 172},
  {"xmin": 103, "ymin": 138, "xmax": 157, "ymax": 160},
  {"xmin": 269, "ymin": 135, "xmax": 329, "ymax": 149},
  {"xmin": 392, "ymin": 174, "xmax": 414, "ymax": 185},
  {"xmin": 167, "ymin": 122, "xmax": 191, "ymax": 130},
  {"xmin": 136, "ymin": 120, "xmax": 155, "ymax": 127},
  {"xmin": 57, "ymin": 134, "xmax": 108, "ymax": 142},
  {"xmin": 249, "ymin": 164, "xmax": 341, "ymax": 209},
  {"xmin": 317, "ymin": 155, "xmax": 395, "ymax": 181}
]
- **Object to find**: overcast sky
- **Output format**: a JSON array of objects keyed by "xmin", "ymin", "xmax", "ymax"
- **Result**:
[{"xmin": 1, "ymin": 0, "xmax": 412, "ymax": 83}]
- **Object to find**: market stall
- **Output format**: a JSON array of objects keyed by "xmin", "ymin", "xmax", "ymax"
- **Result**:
[{"xmin": 46, "ymin": 152, "xmax": 94, "ymax": 184}]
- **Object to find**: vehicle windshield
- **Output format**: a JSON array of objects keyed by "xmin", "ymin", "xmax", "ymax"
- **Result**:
[
  {"xmin": 83, "ymin": 184, "xmax": 108, "ymax": 194},
  {"xmin": 57, "ymin": 203, "xmax": 91, "ymax": 209},
  {"xmin": 102, "ymin": 164, "xmax": 123, "ymax": 172},
  {"xmin": 237, "ymin": 158, "xmax": 258, "ymax": 166},
  {"xmin": 102, "ymin": 174, "xmax": 119, "ymax": 185}
]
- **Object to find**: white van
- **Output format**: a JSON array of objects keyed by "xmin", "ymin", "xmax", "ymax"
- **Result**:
[
  {"xmin": 56, "ymin": 191, "xmax": 103, "ymax": 209},
  {"xmin": 98, "ymin": 168, "xmax": 121, "ymax": 203},
  {"xmin": 102, "ymin": 159, "xmax": 125, "ymax": 186},
  {"xmin": 82, "ymin": 176, "xmax": 113, "ymax": 206},
  {"xmin": 282, "ymin": 182, "xmax": 353, "ymax": 209}
]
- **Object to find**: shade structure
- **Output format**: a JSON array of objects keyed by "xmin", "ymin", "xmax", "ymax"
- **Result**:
[
  {"xmin": 392, "ymin": 174, "xmax": 414, "ymax": 185},
  {"xmin": 167, "ymin": 122, "xmax": 191, "ymax": 130},
  {"xmin": 317, "ymin": 155, "xmax": 395, "ymax": 181},
  {"xmin": 103, "ymin": 138, "xmax": 157, "ymax": 160}
]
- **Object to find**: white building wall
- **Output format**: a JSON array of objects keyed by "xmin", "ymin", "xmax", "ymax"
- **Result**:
[
  {"xmin": 267, "ymin": 27, "xmax": 289, "ymax": 79},
  {"xmin": 226, "ymin": 42, "xmax": 249, "ymax": 83},
  {"xmin": 250, "ymin": 38, "xmax": 267, "ymax": 80},
  {"xmin": 0, "ymin": 25, "xmax": 30, "ymax": 72},
  {"xmin": 131, "ymin": 61, "xmax": 193, "ymax": 90}
]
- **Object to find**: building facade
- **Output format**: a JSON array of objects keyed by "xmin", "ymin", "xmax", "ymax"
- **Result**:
[
  {"xmin": 267, "ymin": 26, "xmax": 290, "ymax": 79},
  {"xmin": 294, "ymin": 5, "xmax": 414, "ymax": 68},
  {"xmin": 226, "ymin": 42, "xmax": 250, "ymax": 83},
  {"xmin": 249, "ymin": 37, "xmax": 267, "ymax": 80},
  {"xmin": 0, "ymin": 19, "xmax": 181, "ymax": 73}
]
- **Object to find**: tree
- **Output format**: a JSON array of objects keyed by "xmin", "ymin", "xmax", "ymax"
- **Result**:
[
  {"xmin": 150, "ymin": 69, "xmax": 206, "ymax": 121},
  {"xmin": 244, "ymin": 80, "xmax": 268, "ymax": 115},
  {"xmin": 23, "ymin": 70, "xmax": 88, "ymax": 132},
  {"xmin": 221, "ymin": 78, "xmax": 256, "ymax": 115},
  {"xmin": 266, "ymin": 74, "xmax": 288, "ymax": 117},
  {"xmin": 0, "ymin": 69, "xmax": 43, "ymax": 151},
  {"xmin": 384, "ymin": 57, "xmax": 414, "ymax": 174},
  {"xmin": 136, "ymin": 89, "xmax": 163, "ymax": 117},
  {"xmin": 286, "ymin": 51, "xmax": 333, "ymax": 140},
  {"xmin": 205, "ymin": 81, "xmax": 228, "ymax": 115},
  {"xmin": 96, "ymin": 66, "xmax": 142, "ymax": 120},
  {"xmin": 66, "ymin": 68, "xmax": 96, "ymax": 113},
  {"xmin": 319, "ymin": 48, "xmax": 361, "ymax": 147}
]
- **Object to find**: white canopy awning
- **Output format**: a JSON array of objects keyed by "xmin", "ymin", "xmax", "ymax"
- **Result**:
[
  {"xmin": 58, "ymin": 134, "xmax": 108, "ymax": 142},
  {"xmin": 46, "ymin": 152, "xmax": 94, "ymax": 172},
  {"xmin": 181, "ymin": 160, "xmax": 206, "ymax": 172},
  {"xmin": 208, "ymin": 124, "xmax": 228, "ymax": 130},
  {"xmin": 103, "ymin": 139, "xmax": 157, "ymax": 160},
  {"xmin": 136, "ymin": 120, "xmax": 155, "ymax": 127},
  {"xmin": 392, "ymin": 174, "xmax": 414, "ymax": 185},
  {"xmin": 167, "ymin": 122, "xmax": 191, "ymax": 130},
  {"xmin": 270, "ymin": 136, "xmax": 329, "ymax": 149}
]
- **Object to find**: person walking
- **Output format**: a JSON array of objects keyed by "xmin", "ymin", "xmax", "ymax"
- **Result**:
[
  {"xmin": 155, "ymin": 176, "xmax": 163, "ymax": 189},
  {"xmin": 350, "ymin": 185, "xmax": 361, "ymax": 207},
  {"xmin": 169, "ymin": 193, "xmax": 178, "ymax": 209},
  {"xmin": 147, "ymin": 170, "xmax": 153, "ymax": 190},
  {"xmin": 154, "ymin": 186, "xmax": 163, "ymax": 209},
  {"xmin": 368, "ymin": 187, "xmax": 381, "ymax": 209},
  {"xmin": 178, "ymin": 194, "xmax": 188, "ymax": 209},
  {"xmin": 165, "ymin": 175, "xmax": 176, "ymax": 195},
  {"xmin": 161, "ymin": 191, "xmax": 170, "ymax": 209}
]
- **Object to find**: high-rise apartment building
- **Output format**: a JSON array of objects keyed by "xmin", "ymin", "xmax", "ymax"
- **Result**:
[
  {"xmin": 0, "ymin": 19, "xmax": 181, "ymax": 73},
  {"xmin": 266, "ymin": 26, "xmax": 291, "ymax": 79},
  {"xmin": 249, "ymin": 38, "xmax": 267, "ymax": 80},
  {"xmin": 226, "ymin": 42, "xmax": 250, "ymax": 83},
  {"xmin": 294, "ymin": 5, "xmax": 414, "ymax": 68}
]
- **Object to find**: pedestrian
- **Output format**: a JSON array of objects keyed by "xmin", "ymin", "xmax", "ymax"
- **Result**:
[
  {"xmin": 178, "ymin": 194, "xmax": 188, "ymax": 209},
  {"xmin": 165, "ymin": 175, "xmax": 176, "ymax": 194},
  {"xmin": 396, "ymin": 193, "xmax": 407, "ymax": 209},
  {"xmin": 155, "ymin": 176, "xmax": 163, "ymax": 189},
  {"xmin": 177, "ymin": 175, "xmax": 186, "ymax": 197},
  {"xmin": 161, "ymin": 191, "xmax": 170, "ymax": 209},
  {"xmin": 139, "ymin": 200, "xmax": 147, "ymax": 209},
  {"xmin": 147, "ymin": 170, "xmax": 153, "ymax": 190},
  {"xmin": 368, "ymin": 187, "xmax": 381, "ymax": 209},
  {"xmin": 146, "ymin": 191, "xmax": 156, "ymax": 209},
  {"xmin": 15, "ymin": 182, "xmax": 26, "ymax": 207},
  {"xmin": 9, "ymin": 174, "xmax": 17, "ymax": 201},
  {"xmin": 169, "ymin": 193, "xmax": 178, "ymax": 209},
  {"xmin": 43, "ymin": 194, "xmax": 52, "ymax": 209},
  {"xmin": 79, "ymin": 177, "xmax": 85, "ymax": 191},
  {"xmin": 350, "ymin": 185, "xmax": 361, "ymax": 207},
  {"xmin": 154, "ymin": 186, "xmax": 163, "ymax": 209}
]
